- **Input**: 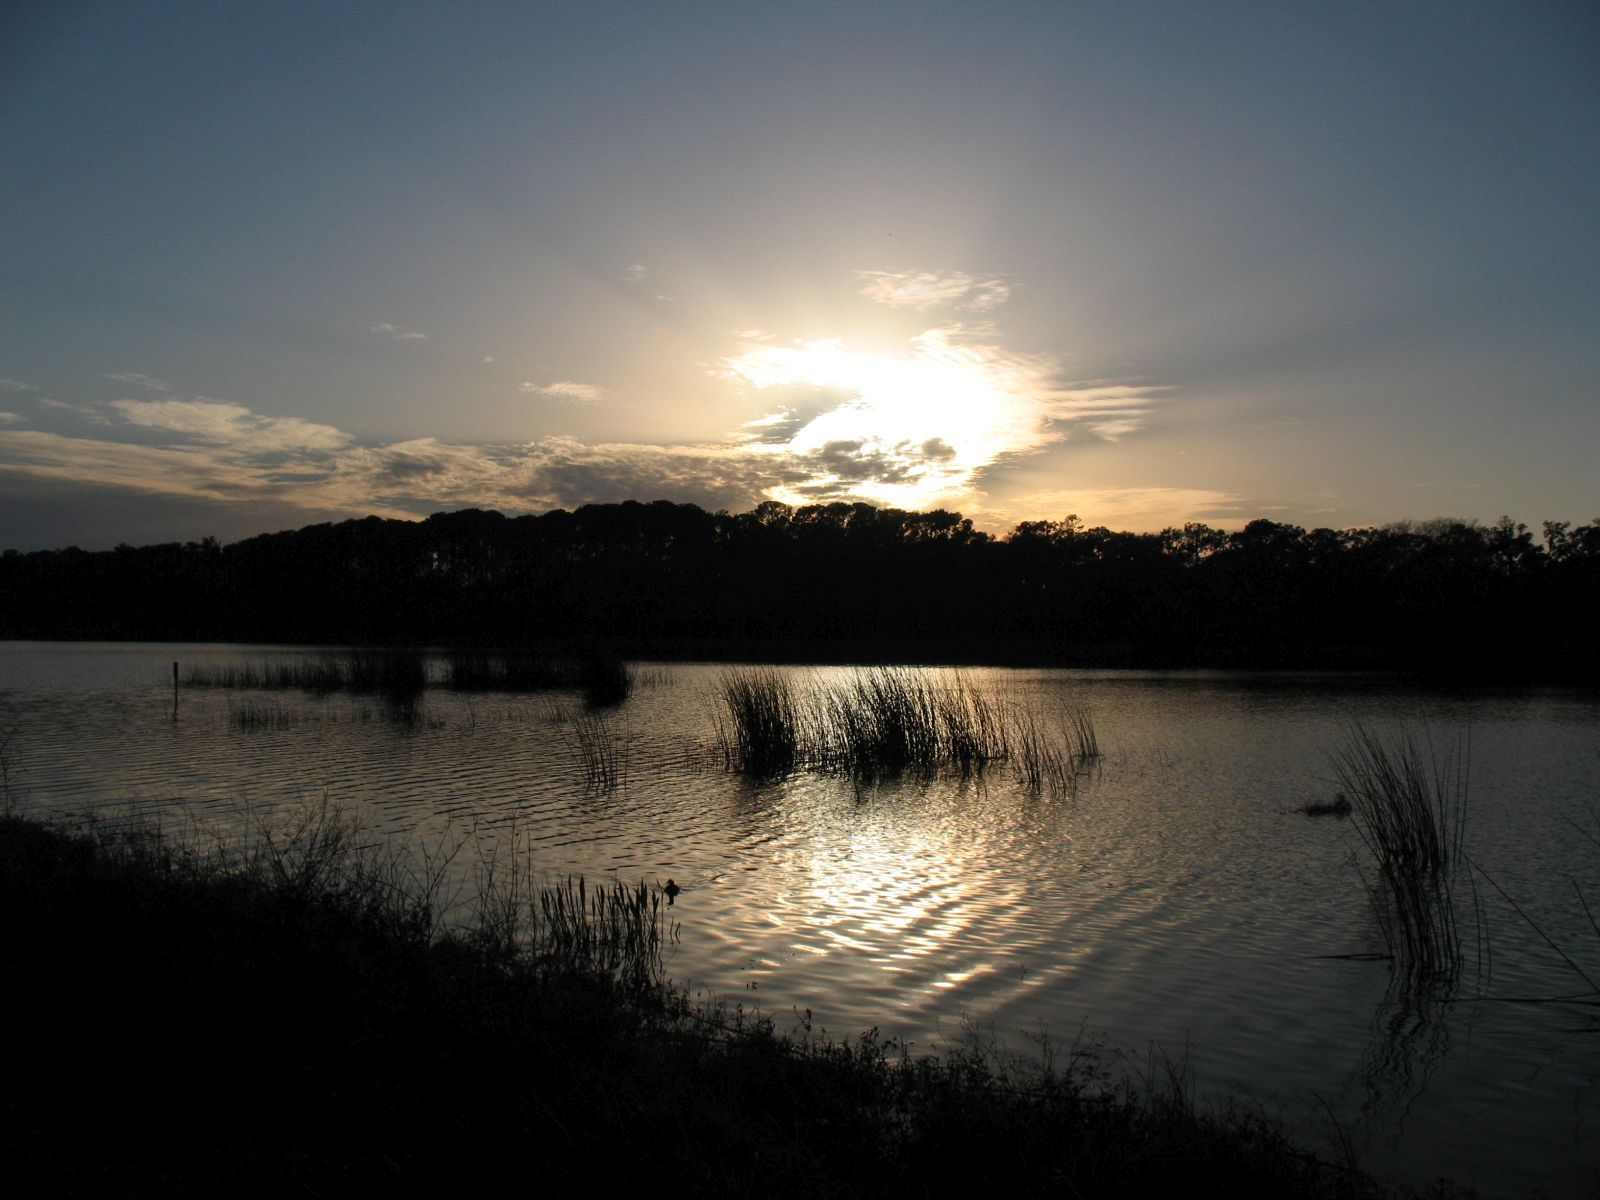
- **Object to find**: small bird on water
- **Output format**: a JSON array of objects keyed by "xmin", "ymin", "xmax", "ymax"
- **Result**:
[{"xmin": 663, "ymin": 878, "xmax": 681, "ymax": 904}]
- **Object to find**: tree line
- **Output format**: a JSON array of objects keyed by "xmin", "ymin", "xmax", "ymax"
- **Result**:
[{"xmin": 3, "ymin": 500, "xmax": 1595, "ymax": 681}]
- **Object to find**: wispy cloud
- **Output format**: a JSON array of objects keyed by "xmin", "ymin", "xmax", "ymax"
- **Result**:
[
  {"xmin": 0, "ymin": 378, "xmax": 39, "ymax": 393},
  {"xmin": 0, "ymin": 397, "xmax": 793, "ymax": 524},
  {"xmin": 856, "ymin": 269, "xmax": 1011, "ymax": 313},
  {"xmin": 0, "ymin": 412, "xmax": 25, "ymax": 425},
  {"xmin": 104, "ymin": 371, "xmax": 170, "ymax": 391},
  {"xmin": 37, "ymin": 397, "xmax": 99, "ymax": 417},
  {"xmin": 109, "ymin": 398, "xmax": 350, "ymax": 453},
  {"xmin": 519, "ymin": 380, "xmax": 605, "ymax": 404},
  {"xmin": 621, "ymin": 262, "xmax": 648, "ymax": 283},
  {"xmin": 369, "ymin": 322, "xmax": 428, "ymax": 341}
]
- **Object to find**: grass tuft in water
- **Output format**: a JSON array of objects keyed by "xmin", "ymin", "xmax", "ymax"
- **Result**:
[
  {"xmin": 571, "ymin": 711, "xmax": 628, "ymax": 791},
  {"xmin": 717, "ymin": 668, "xmax": 1093, "ymax": 792},
  {"xmin": 186, "ymin": 648, "xmax": 428, "ymax": 700},
  {"xmin": 718, "ymin": 667, "xmax": 803, "ymax": 778},
  {"xmin": 1331, "ymin": 723, "xmax": 1469, "ymax": 984},
  {"xmin": 1013, "ymin": 710, "xmax": 1076, "ymax": 799}
]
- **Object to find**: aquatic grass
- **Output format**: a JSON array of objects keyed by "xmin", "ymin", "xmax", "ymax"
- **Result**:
[
  {"xmin": 717, "ymin": 668, "xmax": 1092, "ymax": 792},
  {"xmin": 227, "ymin": 698, "xmax": 315, "ymax": 730},
  {"xmin": 535, "ymin": 874, "xmax": 674, "ymax": 994},
  {"xmin": 936, "ymin": 674, "xmax": 1010, "ymax": 777},
  {"xmin": 1009, "ymin": 703, "xmax": 1100, "ymax": 799},
  {"xmin": 1012, "ymin": 710, "xmax": 1076, "ymax": 800},
  {"xmin": 1331, "ymin": 723, "xmax": 1469, "ymax": 983},
  {"xmin": 718, "ymin": 667, "xmax": 803, "ymax": 778},
  {"xmin": 191, "ymin": 646, "xmax": 635, "ymax": 713},
  {"xmin": 571, "ymin": 711, "xmax": 627, "ymax": 791},
  {"xmin": 813, "ymin": 668, "xmax": 946, "ymax": 782},
  {"xmin": 185, "ymin": 648, "xmax": 428, "ymax": 699},
  {"xmin": 1063, "ymin": 703, "xmax": 1100, "ymax": 763},
  {"xmin": 443, "ymin": 648, "xmax": 635, "ymax": 707}
]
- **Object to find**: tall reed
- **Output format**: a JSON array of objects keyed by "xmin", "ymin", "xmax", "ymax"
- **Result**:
[
  {"xmin": 571, "ymin": 712, "xmax": 627, "ymax": 791},
  {"xmin": 718, "ymin": 668, "xmax": 803, "ymax": 778},
  {"xmin": 185, "ymin": 648, "xmax": 427, "ymax": 699},
  {"xmin": 1330, "ymin": 723, "xmax": 1468, "ymax": 983},
  {"xmin": 719, "ymin": 667, "xmax": 1084, "ymax": 789},
  {"xmin": 935, "ymin": 675, "xmax": 1010, "ymax": 777},
  {"xmin": 534, "ymin": 875, "xmax": 673, "ymax": 994},
  {"xmin": 814, "ymin": 668, "xmax": 945, "ymax": 781},
  {"xmin": 1012, "ymin": 710, "xmax": 1075, "ymax": 799}
]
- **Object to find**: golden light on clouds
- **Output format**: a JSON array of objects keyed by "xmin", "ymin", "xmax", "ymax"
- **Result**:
[
  {"xmin": 723, "ymin": 322, "xmax": 1161, "ymax": 512},
  {"xmin": 0, "ymin": 267, "xmax": 1175, "ymax": 535}
]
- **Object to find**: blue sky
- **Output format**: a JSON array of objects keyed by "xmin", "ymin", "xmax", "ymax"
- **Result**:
[{"xmin": 2, "ymin": 1, "xmax": 1595, "ymax": 549}]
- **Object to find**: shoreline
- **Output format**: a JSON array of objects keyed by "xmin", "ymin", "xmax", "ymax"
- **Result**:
[{"xmin": 1, "ymin": 806, "xmax": 1436, "ymax": 1197}]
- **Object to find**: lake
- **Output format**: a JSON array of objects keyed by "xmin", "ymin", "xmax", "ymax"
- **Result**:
[{"xmin": 2, "ymin": 641, "xmax": 1596, "ymax": 1197}]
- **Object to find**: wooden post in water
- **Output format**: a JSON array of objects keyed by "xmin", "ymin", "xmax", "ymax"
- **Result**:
[{"xmin": 172, "ymin": 660, "xmax": 179, "ymax": 722}]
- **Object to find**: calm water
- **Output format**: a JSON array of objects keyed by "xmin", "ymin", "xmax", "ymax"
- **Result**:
[{"xmin": 3, "ymin": 642, "xmax": 1597, "ymax": 1196}]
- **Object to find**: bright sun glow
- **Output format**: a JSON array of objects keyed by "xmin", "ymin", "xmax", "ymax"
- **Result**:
[{"xmin": 724, "ymin": 328, "xmax": 1073, "ymax": 511}]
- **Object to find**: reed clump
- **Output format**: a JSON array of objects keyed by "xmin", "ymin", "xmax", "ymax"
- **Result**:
[
  {"xmin": 1013, "ymin": 711, "xmax": 1075, "ymax": 799},
  {"xmin": 717, "ymin": 668, "xmax": 1095, "ymax": 791},
  {"xmin": 1331, "ymin": 723, "xmax": 1469, "ymax": 983},
  {"xmin": 571, "ymin": 711, "xmax": 627, "ymax": 791},
  {"xmin": 445, "ymin": 648, "xmax": 634, "ymax": 707},
  {"xmin": 186, "ymin": 648, "xmax": 428, "ymax": 699},
  {"xmin": 937, "ymin": 678, "xmax": 1011, "ymax": 777},
  {"xmin": 536, "ymin": 875, "xmax": 669, "ymax": 993},
  {"xmin": 718, "ymin": 667, "xmax": 803, "ymax": 778},
  {"xmin": 814, "ymin": 668, "xmax": 946, "ymax": 782},
  {"xmin": 1012, "ymin": 704, "xmax": 1100, "ymax": 799}
]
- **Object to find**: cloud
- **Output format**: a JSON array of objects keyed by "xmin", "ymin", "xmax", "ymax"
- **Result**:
[
  {"xmin": 0, "ymin": 412, "xmax": 25, "ymax": 425},
  {"xmin": 369, "ymin": 322, "xmax": 428, "ymax": 341},
  {"xmin": 856, "ymin": 269, "xmax": 1011, "ymax": 313},
  {"xmin": 0, "ymin": 429, "xmax": 346, "ymax": 507},
  {"xmin": 0, "ymin": 399, "xmax": 797, "ymax": 527},
  {"xmin": 621, "ymin": 263, "xmax": 648, "ymax": 283},
  {"xmin": 1, "ymin": 273, "xmax": 1175, "ymax": 539},
  {"xmin": 520, "ymin": 380, "xmax": 605, "ymax": 404},
  {"xmin": 721, "ymin": 327, "xmax": 1164, "ymax": 510},
  {"xmin": 0, "ymin": 378, "xmax": 38, "ymax": 393},
  {"xmin": 104, "ymin": 372, "xmax": 170, "ymax": 391},
  {"xmin": 37, "ymin": 397, "xmax": 99, "ymax": 416},
  {"xmin": 0, "ymin": 388, "xmax": 1181, "ymax": 536},
  {"xmin": 109, "ymin": 398, "xmax": 350, "ymax": 453}
]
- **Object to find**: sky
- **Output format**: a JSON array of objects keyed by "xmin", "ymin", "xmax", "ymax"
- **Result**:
[{"xmin": 2, "ymin": 1, "xmax": 1596, "ymax": 550}]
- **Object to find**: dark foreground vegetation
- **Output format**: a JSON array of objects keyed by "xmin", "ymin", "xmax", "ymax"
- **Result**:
[
  {"xmin": 1, "ymin": 807, "xmax": 1437, "ymax": 1198},
  {"xmin": 3, "ymin": 500, "xmax": 1597, "ymax": 681}
]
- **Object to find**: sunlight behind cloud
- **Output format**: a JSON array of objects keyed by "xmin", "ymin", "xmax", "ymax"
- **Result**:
[{"xmin": 723, "ymin": 327, "xmax": 1158, "ymax": 511}]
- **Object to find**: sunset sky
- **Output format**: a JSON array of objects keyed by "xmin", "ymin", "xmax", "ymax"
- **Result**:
[{"xmin": 2, "ymin": 1, "xmax": 1595, "ymax": 550}]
